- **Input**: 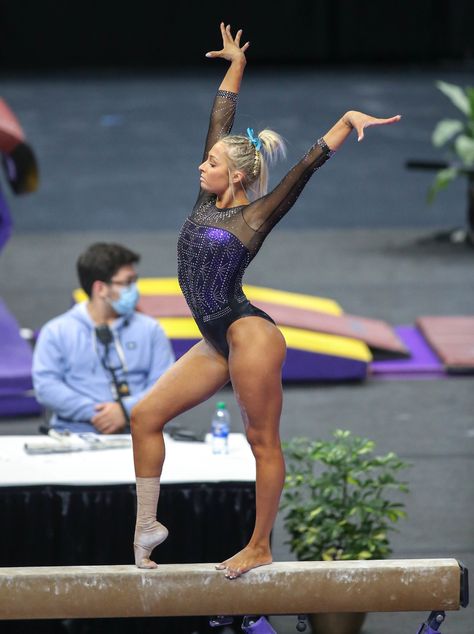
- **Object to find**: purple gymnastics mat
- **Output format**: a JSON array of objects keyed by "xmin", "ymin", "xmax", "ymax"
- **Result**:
[
  {"xmin": 370, "ymin": 325, "xmax": 445, "ymax": 379},
  {"xmin": 0, "ymin": 298, "xmax": 42, "ymax": 416}
]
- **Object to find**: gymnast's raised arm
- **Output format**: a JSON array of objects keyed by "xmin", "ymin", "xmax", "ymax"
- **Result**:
[
  {"xmin": 244, "ymin": 111, "xmax": 401, "ymax": 235},
  {"xmin": 200, "ymin": 23, "xmax": 249, "ymax": 166}
]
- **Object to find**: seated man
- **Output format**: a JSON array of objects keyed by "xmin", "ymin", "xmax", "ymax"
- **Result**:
[{"xmin": 33, "ymin": 242, "xmax": 175, "ymax": 434}]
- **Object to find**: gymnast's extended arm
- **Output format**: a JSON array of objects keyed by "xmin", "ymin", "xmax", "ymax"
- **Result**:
[{"xmin": 243, "ymin": 110, "xmax": 402, "ymax": 234}]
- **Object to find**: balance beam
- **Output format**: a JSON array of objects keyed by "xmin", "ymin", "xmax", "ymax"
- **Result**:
[{"xmin": 0, "ymin": 559, "xmax": 467, "ymax": 620}]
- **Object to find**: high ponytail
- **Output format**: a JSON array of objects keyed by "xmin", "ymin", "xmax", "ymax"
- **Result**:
[
  {"xmin": 253, "ymin": 129, "xmax": 287, "ymax": 198},
  {"xmin": 221, "ymin": 129, "xmax": 286, "ymax": 201}
]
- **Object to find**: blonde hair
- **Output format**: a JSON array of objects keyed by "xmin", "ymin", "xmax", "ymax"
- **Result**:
[{"xmin": 221, "ymin": 129, "xmax": 286, "ymax": 201}]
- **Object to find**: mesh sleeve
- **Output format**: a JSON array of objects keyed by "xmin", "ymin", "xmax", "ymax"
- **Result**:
[
  {"xmin": 202, "ymin": 90, "xmax": 238, "ymax": 162},
  {"xmin": 195, "ymin": 90, "xmax": 238, "ymax": 207},
  {"xmin": 242, "ymin": 138, "xmax": 333, "ymax": 235}
]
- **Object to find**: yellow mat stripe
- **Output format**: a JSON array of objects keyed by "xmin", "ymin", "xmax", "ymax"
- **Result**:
[
  {"xmin": 243, "ymin": 284, "xmax": 341, "ymax": 314},
  {"xmin": 157, "ymin": 318, "xmax": 371, "ymax": 362},
  {"xmin": 74, "ymin": 278, "xmax": 341, "ymax": 315},
  {"xmin": 280, "ymin": 326, "xmax": 371, "ymax": 362},
  {"xmin": 158, "ymin": 317, "xmax": 200, "ymax": 337}
]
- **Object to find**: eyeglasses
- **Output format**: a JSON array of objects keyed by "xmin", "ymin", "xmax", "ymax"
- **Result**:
[{"xmin": 108, "ymin": 277, "xmax": 138, "ymax": 287}]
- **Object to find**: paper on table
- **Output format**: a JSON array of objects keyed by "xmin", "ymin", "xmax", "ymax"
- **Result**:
[{"xmin": 0, "ymin": 433, "xmax": 256, "ymax": 486}]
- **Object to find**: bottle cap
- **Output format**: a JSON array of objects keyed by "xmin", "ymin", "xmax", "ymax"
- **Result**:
[{"xmin": 216, "ymin": 401, "xmax": 227, "ymax": 409}]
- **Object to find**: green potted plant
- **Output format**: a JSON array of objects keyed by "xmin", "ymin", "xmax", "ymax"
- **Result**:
[
  {"xmin": 280, "ymin": 429, "xmax": 410, "ymax": 634},
  {"xmin": 428, "ymin": 80, "xmax": 474, "ymax": 244}
]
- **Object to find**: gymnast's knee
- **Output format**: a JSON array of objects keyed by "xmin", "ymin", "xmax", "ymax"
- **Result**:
[
  {"xmin": 246, "ymin": 426, "xmax": 282, "ymax": 459},
  {"xmin": 130, "ymin": 401, "xmax": 166, "ymax": 435}
]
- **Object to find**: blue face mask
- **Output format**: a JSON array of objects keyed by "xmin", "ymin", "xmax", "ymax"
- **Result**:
[{"xmin": 110, "ymin": 283, "xmax": 139, "ymax": 316}]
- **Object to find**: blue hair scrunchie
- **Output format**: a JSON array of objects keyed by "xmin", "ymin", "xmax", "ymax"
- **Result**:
[{"xmin": 246, "ymin": 127, "xmax": 262, "ymax": 152}]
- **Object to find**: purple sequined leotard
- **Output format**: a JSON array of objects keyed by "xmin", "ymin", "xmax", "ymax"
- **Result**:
[{"xmin": 177, "ymin": 90, "xmax": 333, "ymax": 357}]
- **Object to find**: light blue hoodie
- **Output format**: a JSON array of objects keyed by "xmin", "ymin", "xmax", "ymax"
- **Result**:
[{"xmin": 32, "ymin": 302, "xmax": 175, "ymax": 433}]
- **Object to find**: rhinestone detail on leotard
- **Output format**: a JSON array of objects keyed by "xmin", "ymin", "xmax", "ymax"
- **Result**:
[{"xmin": 177, "ymin": 216, "xmax": 250, "ymax": 322}]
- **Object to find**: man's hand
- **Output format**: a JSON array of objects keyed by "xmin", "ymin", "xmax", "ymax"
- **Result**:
[{"xmin": 91, "ymin": 402, "xmax": 127, "ymax": 434}]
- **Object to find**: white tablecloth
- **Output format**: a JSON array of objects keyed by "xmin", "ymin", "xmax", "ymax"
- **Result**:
[{"xmin": 0, "ymin": 433, "xmax": 255, "ymax": 486}]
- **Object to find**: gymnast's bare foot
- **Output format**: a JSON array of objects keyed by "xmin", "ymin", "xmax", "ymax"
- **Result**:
[
  {"xmin": 216, "ymin": 545, "xmax": 273, "ymax": 579},
  {"xmin": 134, "ymin": 522, "xmax": 168, "ymax": 569}
]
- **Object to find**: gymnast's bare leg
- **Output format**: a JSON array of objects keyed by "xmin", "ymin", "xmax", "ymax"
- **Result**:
[
  {"xmin": 131, "ymin": 340, "xmax": 229, "ymax": 568},
  {"xmin": 215, "ymin": 316, "xmax": 287, "ymax": 579}
]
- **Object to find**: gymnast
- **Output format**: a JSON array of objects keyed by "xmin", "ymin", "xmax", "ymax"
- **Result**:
[{"xmin": 131, "ymin": 23, "xmax": 401, "ymax": 579}]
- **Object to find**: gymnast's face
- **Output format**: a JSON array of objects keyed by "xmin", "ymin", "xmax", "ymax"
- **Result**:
[{"xmin": 199, "ymin": 142, "xmax": 231, "ymax": 195}]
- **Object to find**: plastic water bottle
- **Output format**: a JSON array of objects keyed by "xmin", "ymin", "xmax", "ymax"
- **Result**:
[{"xmin": 211, "ymin": 401, "xmax": 230, "ymax": 454}]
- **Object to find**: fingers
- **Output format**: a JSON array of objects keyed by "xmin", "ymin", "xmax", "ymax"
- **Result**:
[
  {"xmin": 220, "ymin": 22, "xmax": 249, "ymax": 51},
  {"xmin": 92, "ymin": 403, "xmax": 110, "ymax": 421},
  {"xmin": 372, "ymin": 114, "xmax": 402, "ymax": 126},
  {"xmin": 230, "ymin": 26, "xmax": 249, "ymax": 51},
  {"xmin": 93, "ymin": 418, "xmax": 116, "ymax": 434},
  {"xmin": 91, "ymin": 406, "xmax": 113, "ymax": 429},
  {"xmin": 356, "ymin": 114, "xmax": 402, "ymax": 142},
  {"xmin": 219, "ymin": 22, "xmax": 232, "ymax": 46},
  {"xmin": 220, "ymin": 21, "xmax": 227, "ymax": 42},
  {"xmin": 206, "ymin": 23, "xmax": 250, "ymax": 59},
  {"xmin": 351, "ymin": 119, "xmax": 365, "ymax": 142},
  {"xmin": 91, "ymin": 414, "xmax": 107, "ymax": 429},
  {"xmin": 92, "ymin": 420, "xmax": 107, "ymax": 432}
]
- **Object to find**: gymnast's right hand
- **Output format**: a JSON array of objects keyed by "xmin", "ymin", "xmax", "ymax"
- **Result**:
[{"xmin": 205, "ymin": 22, "xmax": 250, "ymax": 62}]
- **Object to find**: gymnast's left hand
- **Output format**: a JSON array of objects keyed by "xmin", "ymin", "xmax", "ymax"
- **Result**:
[{"xmin": 343, "ymin": 110, "xmax": 402, "ymax": 142}]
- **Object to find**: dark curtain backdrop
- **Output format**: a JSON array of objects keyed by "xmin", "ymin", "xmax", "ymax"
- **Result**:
[{"xmin": 0, "ymin": 1, "xmax": 473, "ymax": 70}]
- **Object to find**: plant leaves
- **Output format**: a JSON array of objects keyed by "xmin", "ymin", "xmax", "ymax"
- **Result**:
[
  {"xmin": 466, "ymin": 87, "xmax": 474, "ymax": 123},
  {"xmin": 427, "ymin": 167, "xmax": 459, "ymax": 204},
  {"xmin": 280, "ymin": 430, "xmax": 409, "ymax": 561},
  {"xmin": 308, "ymin": 507, "xmax": 324, "ymax": 520},
  {"xmin": 432, "ymin": 119, "xmax": 464, "ymax": 147},
  {"xmin": 436, "ymin": 81, "xmax": 470, "ymax": 116},
  {"xmin": 455, "ymin": 135, "xmax": 474, "ymax": 166},
  {"xmin": 357, "ymin": 441, "xmax": 375, "ymax": 455},
  {"xmin": 372, "ymin": 531, "xmax": 387, "ymax": 541}
]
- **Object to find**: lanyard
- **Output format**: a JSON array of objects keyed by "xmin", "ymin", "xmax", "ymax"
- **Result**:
[
  {"xmin": 111, "ymin": 331, "xmax": 128, "ymax": 373},
  {"xmin": 93, "ymin": 328, "xmax": 128, "ymax": 374}
]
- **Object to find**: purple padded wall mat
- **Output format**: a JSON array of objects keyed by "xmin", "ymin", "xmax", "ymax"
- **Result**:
[
  {"xmin": 0, "ymin": 185, "xmax": 12, "ymax": 252},
  {"xmin": 283, "ymin": 347, "xmax": 367, "ymax": 382},
  {"xmin": 0, "ymin": 298, "xmax": 41, "ymax": 416},
  {"xmin": 370, "ymin": 325, "xmax": 445, "ymax": 379}
]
